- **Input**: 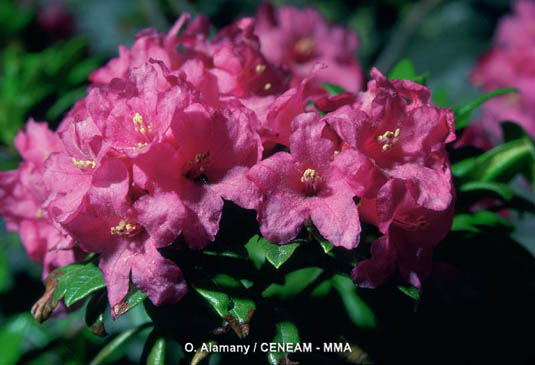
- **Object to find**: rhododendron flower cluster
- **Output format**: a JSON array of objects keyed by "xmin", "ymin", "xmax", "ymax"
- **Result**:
[
  {"xmin": 468, "ymin": 0, "xmax": 535, "ymax": 145},
  {"xmin": 0, "ymin": 5, "xmax": 456, "ymax": 312}
]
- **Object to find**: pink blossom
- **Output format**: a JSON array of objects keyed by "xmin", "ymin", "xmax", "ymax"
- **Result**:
[
  {"xmin": 470, "ymin": 0, "xmax": 535, "ymax": 141},
  {"xmin": 133, "ymin": 101, "xmax": 262, "ymax": 249},
  {"xmin": 89, "ymin": 14, "xmax": 190, "ymax": 84},
  {"xmin": 247, "ymin": 112, "xmax": 361, "ymax": 248},
  {"xmin": 353, "ymin": 178, "xmax": 455, "ymax": 289},
  {"xmin": 326, "ymin": 69, "xmax": 455, "ymax": 218},
  {"xmin": 206, "ymin": 17, "xmax": 290, "ymax": 98},
  {"xmin": 0, "ymin": 121, "xmax": 84, "ymax": 277},
  {"xmin": 255, "ymin": 4, "xmax": 363, "ymax": 92},
  {"xmin": 88, "ymin": 62, "xmax": 195, "ymax": 157}
]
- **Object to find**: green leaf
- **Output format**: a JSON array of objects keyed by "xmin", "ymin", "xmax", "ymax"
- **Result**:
[
  {"xmin": 263, "ymin": 267, "xmax": 323, "ymax": 299},
  {"xmin": 91, "ymin": 323, "xmax": 153, "ymax": 365},
  {"xmin": 85, "ymin": 290, "xmax": 108, "ymax": 337},
  {"xmin": 332, "ymin": 274, "xmax": 376, "ymax": 328},
  {"xmin": 398, "ymin": 286, "xmax": 420, "ymax": 301},
  {"xmin": 452, "ymin": 137, "xmax": 535, "ymax": 184},
  {"xmin": 52, "ymin": 263, "xmax": 106, "ymax": 307},
  {"xmin": 389, "ymin": 59, "xmax": 416, "ymax": 80},
  {"xmin": 245, "ymin": 234, "xmax": 300, "ymax": 269},
  {"xmin": 454, "ymin": 88, "xmax": 518, "ymax": 130},
  {"xmin": 142, "ymin": 329, "xmax": 167, "ymax": 365},
  {"xmin": 193, "ymin": 276, "xmax": 255, "ymax": 337},
  {"xmin": 0, "ymin": 246, "xmax": 11, "ymax": 293},
  {"xmin": 245, "ymin": 235, "xmax": 266, "ymax": 270},
  {"xmin": 459, "ymin": 181, "xmax": 514, "ymax": 201},
  {"xmin": 113, "ymin": 289, "xmax": 148, "ymax": 318},
  {"xmin": 322, "ymin": 83, "xmax": 347, "ymax": 96},
  {"xmin": 452, "ymin": 211, "xmax": 513, "ymax": 233},
  {"xmin": 267, "ymin": 321, "xmax": 300, "ymax": 365}
]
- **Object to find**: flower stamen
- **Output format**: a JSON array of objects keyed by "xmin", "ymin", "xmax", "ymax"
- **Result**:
[
  {"xmin": 72, "ymin": 157, "xmax": 96, "ymax": 169},
  {"xmin": 301, "ymin": 168, "xmax": 321, "ymax": 195},
  {"xmin": 377, "ymin": 128, "xmax": 400, "ymax": 151},
  {"xmin": 110, "ymin": 220, "xmax": 139, "ymax": 236}
]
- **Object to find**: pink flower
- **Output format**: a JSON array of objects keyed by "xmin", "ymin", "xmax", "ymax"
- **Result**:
[
  {"xmin": 0, "ymin": 121, "xmax": 84, "ymax": 277},
  {"xmin": 133, "ymin": 101, "xmax": 262, "ymax": 249},
  {"xmin": 88, "ymin": 62, "xmax": 195, "ymax": 157},
  {"xmin": 470, "ymin": 0, "xmax": 535, "ymax": 141},
  {"xmin": 206, "ymin": 17, "xmax": 290, "ymax": 98},
  {"xmin": 327, "ymin": 69, "xmax": 455, "ymax": 223},
  {"xmin": 100, "ymin": 234, "xmax": 187, "ymax": 316},
  {"xmin": 89, "ymin": 14, "xmax": 190, "ymax": 84},
  {"xmin": 247, "ymin": 112, "xmax": 361, "ymax": 249},
  {"xmin": 255, "ymin": 4, "xmax": 363, "ymax": 92},
  {"xmin": 43, "ymin": 146, "xmax": 187, "ymax": 308},
  {"xmin": 352, "ymin": 183, "xmax": 455, "ymax": 289}
]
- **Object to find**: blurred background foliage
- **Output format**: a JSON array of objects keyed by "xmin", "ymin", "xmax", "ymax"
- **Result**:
[{"xmin": 0, "ymin": 0, "xmax": 533, "ymax": 364}]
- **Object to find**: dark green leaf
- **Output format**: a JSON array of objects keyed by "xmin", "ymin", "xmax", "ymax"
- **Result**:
[
  {"xmin": 322, "ymin": 83, "xmax": 347, "ymax": 96},
  {"xmin": 459, "ymin": 181, "xmax": 514, "ymax": 201},
  {"xmin": 91, "ymin": 323, "xmax": 153, "ymax": 365},
  {"xmin": 267, "ymin": 321, "xmax": 300, "ymax": 365},
  {"xmin": 245, "ymin": 235, "xmax": 300, "ymax": 269},
  {"xmin": 263, "ymin": 267, "xmax": 323, "ymax": 299},
  {"xmin": 85, "ymin": 290, "xmax": 108, "ymax": 337},
  {"xmin": 452, "ymin": 211, "xmax": 513, "ymax": 233},
  {"xmin": 63, "ymin": 264, "xmax": 106, "ymax": 307},
  {"xmin": 332, "ymin": 274, "xmax": 376, "ymax": 328},
  {"xmin": 245, "ymin": 235, "xmax": 266, "ymax": 269},
  {"xmin": 389, "ymin": 59, "xmax": 416, "ymax": 80},
  {"xmin": 113, "ymin": 289, "xmax": 148, "ymax": 318},
  {"xmin": 398, "ymin": 286, "xmax": 420, "ymax": 301},
  {"xmin": 142, "ymin": 329, "xmax": 167, "ymax": 365},
  {"xmin": 454, "ymin": 88, "xmax": 518, "ymax": 130},
  {"xmin": 52, "ymin": 263, "xmax": 106, "ymax": 307}
]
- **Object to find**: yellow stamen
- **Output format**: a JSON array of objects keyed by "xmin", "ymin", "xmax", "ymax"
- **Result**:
[
  {"xmin": 110, "ymin": 220, "xmax": 138, "ymax": 236},
  {"xmin": 255, "ymin": 64, "xmax": 266, "ymax": 74},
  {"xmin": 72, "ymin": 157, "xmax": 96, "ymax": 169},
  {"xmin": 264, "ymin": 83, "xmax": 272, "ymax": 91}
]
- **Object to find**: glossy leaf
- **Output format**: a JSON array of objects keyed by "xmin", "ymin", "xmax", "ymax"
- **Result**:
[
  {"xmin": 141, "ymin": 329, "xmax": 167, "ymax": 365},
  {"xmin": 263, "ymin": 267, "xmax": 323, "ymax": 299},
  {"xmin": 398, "ymin": 286, "xmax": 420, "ymax": 301},
  {"xmin": 91, "ymin": 323, "xmax": 153, "ymax": 365},
  {"xmin": 332, "ymin": 274, "xmax": 376, "ymax": 328},
  {"xmin": 454, "ymin": 88, "xmax": 518, "ymax": 130},
  {"xmin": 84, "ymin": 290, "xmax": 108, "ymax": 337},
  {"xmin": 452, "ymin": 211, "xmax": 513, "ymax": 233},
  {"xmin": 388, "ymin": 59, "xmax": 428, "ymax": 84},
  {"xmin": 459, "ymin": 181, "xmax": 514, "ymax": 201},
  {"xmin": 113, "ymin": 289, "xmax": 148, "ymax": 319},
  {"xmin": 267, "ymin": 321, "xmax": 300, "ymax": 365},
  {"xmin": 452, "ymin": 137, "xmax": 535, "ymax": 184},
  {"xmin": 322, "ymin": 83, "xmax": 347, "ymax": 95},
  {"xmin": 246, "ymin": 235, "xmax": 300, "ymax": 269},
  {"xmin": 52, "ymin": 263, "xmax": 106, "ymax": 307}
]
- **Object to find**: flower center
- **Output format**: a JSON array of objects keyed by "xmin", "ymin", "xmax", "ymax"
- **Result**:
[
  {"xmin": 301, "ymin": 168, "xmax": 321, "ymax": 195},
  {"xmin": 110, "ymin": 219, "xmax": 139, "ymax": 236},
  {"xmin": 186, "ymin": 151, "xmax": 210, "ymax": 182},
  {"xmin": 377, "ymin": 128, "xmax": 400, "ymax": 151},
  {"xmin": 72, "ymin": 157, "xmax": 96, "ymax": 169},
  {"xmin": 394, "ymin": 214, "xmax": 429, "ymax": 231},
  {"xmin": 294, "ymin": 38, "xmax": 314, "ymax": 57},
  {"xmin": 132, "ymin": 113, "xmax": 154, "ymax": 150}
]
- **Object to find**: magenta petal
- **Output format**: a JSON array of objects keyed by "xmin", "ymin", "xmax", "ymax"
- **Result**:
[
  {"xmin": 351, "ymin": 235, "xmax": 396, "ymax": 288},
  {"xmin": 310, "ymin": 180, "xmax": 361, "ymax": 249},
  {"xmin": 134, "ymin": 192, "xmax": 187, "ymax": 248},
  {"xmin": 100, "ymin": 236, "xmax": 187, "ymax": 312}
]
